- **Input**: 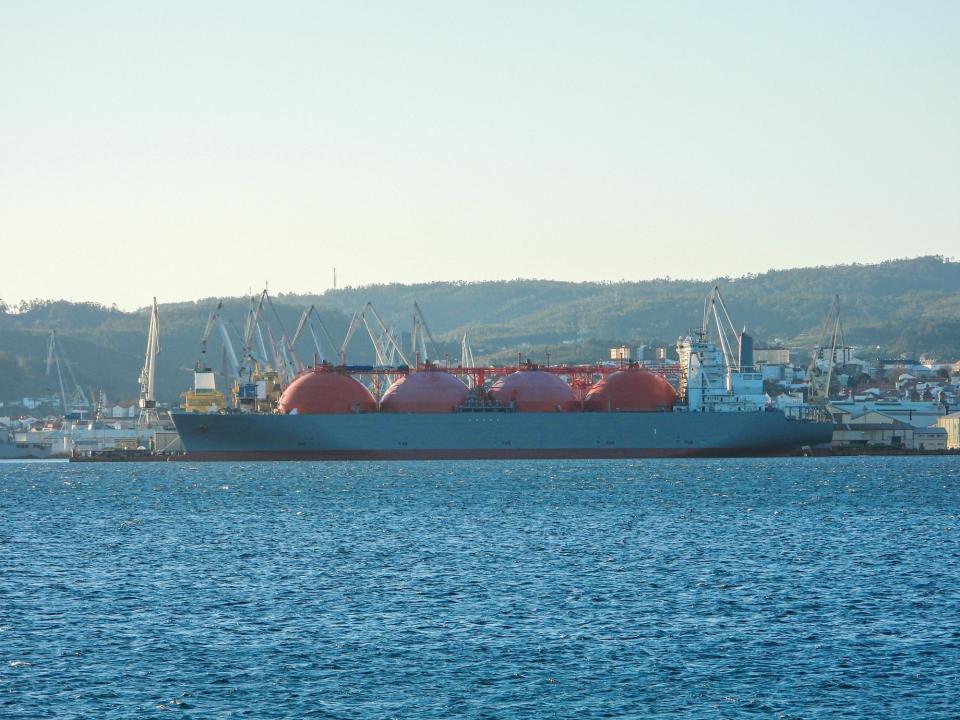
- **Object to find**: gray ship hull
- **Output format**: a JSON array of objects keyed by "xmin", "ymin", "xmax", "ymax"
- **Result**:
[{"xmin": 171, "ymin": 410, "xmax": 832, "ymax": 460}]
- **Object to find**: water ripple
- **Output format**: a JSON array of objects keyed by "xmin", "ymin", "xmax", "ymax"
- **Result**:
[{"xmin": 1, "ymin": 457, "xmax": 958, "ymax": 718}]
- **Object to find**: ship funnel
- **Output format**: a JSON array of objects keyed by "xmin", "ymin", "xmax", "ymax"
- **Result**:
[
  {"xmin": 738, "ymin": 329, "xmax": 754, "ymax": 370},
  {"xmin": 194, "ymin": 366, "xmax": 217, "ymax": 392}
]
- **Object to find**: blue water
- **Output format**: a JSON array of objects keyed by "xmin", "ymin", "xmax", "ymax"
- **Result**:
[{"xmin": 1, "ymin": 458, "xmax": 959, "ymax": 718}]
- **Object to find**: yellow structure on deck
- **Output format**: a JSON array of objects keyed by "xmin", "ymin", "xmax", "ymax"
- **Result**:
[{"xmin": 182, "ymin": 364, "xmax": 225, "ymax": 414}]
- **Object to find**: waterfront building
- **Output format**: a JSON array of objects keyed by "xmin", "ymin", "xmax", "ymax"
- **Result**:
[
  {"xmin": 937, "ymin": 412, "xmax": 960, "ymax": 449},
  {"xmin": 832, "ymin": 411, "xmax": 947, "ymax": 450},
  {"xmin": 827, "ymin": 399, "xmax": 948, "ymax": 428},
  {"xmin": 754, "ymin": 347, "xmax": 791, "ymax": 365}
]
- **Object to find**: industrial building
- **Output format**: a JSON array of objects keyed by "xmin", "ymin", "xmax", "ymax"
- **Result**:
[
  {"xmin": 832, "ymin": 411, "xmax": 947, "ymax": 451},
  {"xmin": 937, "ymin": 412, "xmax": 960, "ymax": 449}
]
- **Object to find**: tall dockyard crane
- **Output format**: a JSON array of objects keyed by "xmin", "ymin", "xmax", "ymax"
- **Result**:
[
  {"xmin": 266, "ymin": 324, "xmax": 297, "ymax": 385},
  {"xmin": 232, "ymin": 288, "xmax": 298, "ymax": 383},
  {"xmin": 378, "ymin": 327, "xmax": 400, "ymax": 367},
  {"xmin": 46, "ymin": 331, "xmax": 69, "ymax": 416},
  {"xmin": 199, "ymin": 301, "xmax": 241, "ymax": 382},
  {"xmin": 339, "ymin": 310, "xmax": 361, "ymax": 365},
  {"xmin": 292, "ymin": 305, "xmax": 338, "ymax": 365},
  {"xmin": 262, "ymin": 291, "xmax": 298, "ymax": 381},
  {"xmin": 460, "ymin": 332, "xmax": 477, "ymax": 387},
  {"xmin": 236, "ymin": 292, "xmax": 271, "ymax": 378},
  {"xmin": 138, "ymin": 298, "xmax": 161, "ymax": 428},
  {"xmin": 338, "ymin": 302, "xmax": 410, "ymax": 401},
  {"xmin": 411, "ymin": 302, "xmax": 441, "ymax": 364},
  {"xmin": 46, "ymin": 330, "xmax": 91, "ymax": 418},
  {"xmin": 254, "ymin": 323, "xmax": 271, "ymax": 371},
  {"xmin": 806, "ymin": 295, "xmax": 845, "ymax": 402},
  {"xmin": 339, "ymin": 302, "xmax": 410, "ymax": 367}
]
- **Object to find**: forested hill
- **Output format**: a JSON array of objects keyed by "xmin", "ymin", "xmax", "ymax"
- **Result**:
[{"xmin": 1, "ymin": 256, "xmax": 958, "ymax": 407}]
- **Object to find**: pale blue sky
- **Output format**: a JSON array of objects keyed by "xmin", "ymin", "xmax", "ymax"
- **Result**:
[{"xmin": 1, "ymin": 1, "xmax": 958, "ymax": 308}]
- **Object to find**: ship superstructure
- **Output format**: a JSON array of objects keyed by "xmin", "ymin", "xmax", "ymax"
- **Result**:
[{"xmin": 677, "ymin": 286, "xmax": 764, "ymax": 413}]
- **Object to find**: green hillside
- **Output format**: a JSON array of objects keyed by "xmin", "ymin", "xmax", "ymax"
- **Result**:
[{"xmin": 1, "ymin": 256, "xmax": 958, "ymax": 408}]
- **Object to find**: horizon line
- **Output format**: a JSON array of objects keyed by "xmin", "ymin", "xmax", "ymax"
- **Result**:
[{"xmin": 0, "ymin": 254, "xmax": 953, "ymax": 314}]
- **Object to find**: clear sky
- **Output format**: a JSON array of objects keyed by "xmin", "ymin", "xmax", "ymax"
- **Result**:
[{"xmin": 1, "ymin": 1, "xmax": 958, "ymax": 309}]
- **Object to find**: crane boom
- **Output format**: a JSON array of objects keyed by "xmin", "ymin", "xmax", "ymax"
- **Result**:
[
  {"xmin": 46, "ymin": 330, "xmax": 90, "ymax": 416},
  {"xmin": 200, "ymin": 301, "xmax": 222, "ymax": 353},
  {"xmin": 339, "ymin": 303, "xmax": 410, "ymax": 366},
  {"xmin": 307, "ymin": 324, "xmax": 326, "ymax": 363},
  {"xmin": 138, "ymin": 298, "xmax": 161, "ymax": 427},
  {"xmin": 46, "ymin": 332, "xmax": 69, "ymax": 415},
  {"xmin": 292, "ymin": 305, "xmax": 338, "ymax": 365},
  {"xmin": 363, "ymin": 303, "xmax": 410, "ymax": 366},
  {"xmin": 239, "ymin": 293, "xmax": 267, "ymax": 374},
  {"xmin": 264, "ymin": 291, "xmax": 296, "ymax": 366},
  {"xmin": 412, "ymin": 302, "xmax": 441, "ymax": 363},
  {"xmin": 362, "ymin": 315, "xmax": 390, "ymax": 366},
  {"xmin": 339, "ymin": 310, "xmax": 362, "ymax": 365},
  {"xmin": 805, "ymin": 295, "xmax": 844, "ymax": 402},
  {"xmin": 217, "ymin": 318, "xmax": 240, "ymax": 378}
]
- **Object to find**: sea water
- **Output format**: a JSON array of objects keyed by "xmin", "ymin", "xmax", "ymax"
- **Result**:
[{"xmin": 1, "ymin": 457, "xmax": 958, "ymax": 718}]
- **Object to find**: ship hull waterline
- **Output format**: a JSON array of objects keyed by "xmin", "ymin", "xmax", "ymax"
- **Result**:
[{"xmin": 171, "ymin": 409, "xmax": 832, "ymax": 461}]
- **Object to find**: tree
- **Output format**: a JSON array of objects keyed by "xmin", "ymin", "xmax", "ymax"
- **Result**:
[{"xmin": 887, "ymin": 368, "xmax": 907, "ymax": 385}]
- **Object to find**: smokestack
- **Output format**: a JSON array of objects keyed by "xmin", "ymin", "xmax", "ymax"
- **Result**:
[{"xmin": 738, "ymin": 328, "xmax": 754, "ymax": 370}]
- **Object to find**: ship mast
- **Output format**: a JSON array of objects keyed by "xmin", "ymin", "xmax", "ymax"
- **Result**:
[{"xmin": 702, "ymin": 286, "xmax": 744, "ymax": 371}]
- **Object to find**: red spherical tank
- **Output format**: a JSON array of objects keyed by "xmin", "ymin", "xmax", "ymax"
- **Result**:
[
  {"xmin": 380, "ymin": 369, "xmax": 469, "ymax": 413},
  {"xmin": 584, "ymin": 369, "xmax": 676, "ymax": 412},
  {"xmin": 489, "ymin": 370, "xmax": 578, "ymax": 412},
  {"xmin": 278, "ymin": 369, "xmax": 376, "ymax": 414}
]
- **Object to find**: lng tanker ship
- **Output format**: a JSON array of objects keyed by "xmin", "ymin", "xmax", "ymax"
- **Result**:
[{"xmin": 171, "ymin": 320, "xmax": 833, "ymax": 460}]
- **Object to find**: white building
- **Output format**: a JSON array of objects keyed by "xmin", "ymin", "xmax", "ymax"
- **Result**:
[
  {"xmin": 833, "ymin": 411, "xmax": 947, "ymax": 451},
  {"xmin": 828, "ymin": 399, "xmax": 948, "ymax": 428}
]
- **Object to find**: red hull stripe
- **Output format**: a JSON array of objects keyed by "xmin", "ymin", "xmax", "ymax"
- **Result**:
[{"xmin": 175, "ymin": 447, "xmax": 793, "ymax": 461}]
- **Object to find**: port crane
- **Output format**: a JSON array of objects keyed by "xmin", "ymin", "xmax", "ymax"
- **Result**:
[
  {"xmin": 339, "ymin": 302, "xmax": 410, "ymax": 367},
  {"xmin": 339, "ymin": 303, "xmax": 410, "ymax": 400},
  {"xmin": 291, "ymin": 305, "xmax": 338, "ymax": 366},
  {"xmin": 411, "ymin": 302, "xmax": 441, "ymax": 364},
  {"xmin": 806, "ymin": 295, "xmax": 845, "ymax": 402},
  {"xmin": 199, "ymin": 301, "xmax": 241, "ymax": 382},
  {"xmin": 193, "ymin": 293, "xmax": 299, "ymax": 412},
  {"xmin": 236, "ymin": 290, "xmax": 292, "ymax": 378},
  {"xmin": 261, "ymin": 290, "xmax": 299, "ymax": 384},
  {"xmin": 46, "ymin": 331, "xmax": 91, "ymax": 418},
  {"xmin": 237, "ymin": 293, "xmax": 272, "ymax": 379},
  {"xmin": 137, "ymin": 298, "xmax": 162, "ymax": 428},
  {"xmin": 459, "ymin": 332, "xmax": 477, "ymax": 387}
]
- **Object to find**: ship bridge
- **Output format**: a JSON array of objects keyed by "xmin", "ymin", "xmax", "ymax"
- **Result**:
[{"xmin": 677, "ymin": 287, "xmax": 766, "ymax": 413}]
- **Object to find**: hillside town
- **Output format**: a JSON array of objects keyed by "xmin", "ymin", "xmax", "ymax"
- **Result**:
[
  {"xmin": 740, "ymin": 344, "xmax": 958, "ymax": 451},
  {"xmin": 611, "ymin": 340, "xmax": 960, "ymax": 452}
]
